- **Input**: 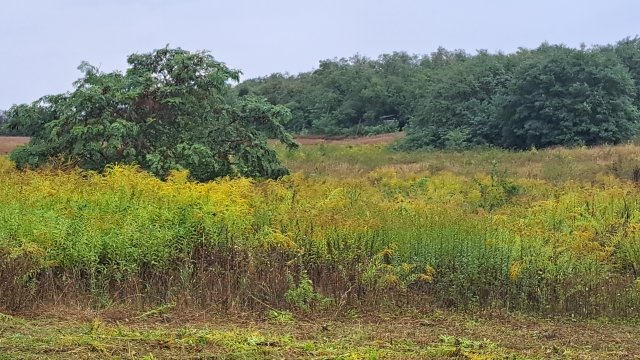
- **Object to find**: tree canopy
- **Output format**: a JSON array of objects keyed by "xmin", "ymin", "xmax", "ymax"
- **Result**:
[
  {"xmin": 500, "ymin": 45, "xmax": 639, "ymax": 149},
  {"xmin": 7, "ymin": 47, "xmax": 297, "ymax": 181},
  {"xmin": 401, "ymin": 51, "xmax": 515, "ymax": 150},
  {"xmin": 236, "ymin": 52, "xmax": 421, "ymax": 136}
]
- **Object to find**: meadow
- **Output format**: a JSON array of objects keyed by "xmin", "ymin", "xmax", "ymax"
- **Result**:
[
  {"xmin": 3, "ymin": 139, "xmax": 640, "ymax": 358},
  {"xmin": 2, "ymin": 139, "xmax": 640, "ymax": 318}
]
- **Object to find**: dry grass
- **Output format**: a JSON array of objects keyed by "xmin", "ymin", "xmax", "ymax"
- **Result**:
[
  {"xmin": 278, "ymin": 142, "xmax": 640, "ymax": 183},
  {"xmin": 1, "ymin": 309, "xmax": 638, "ymax": 359},
  {"xmin": 293, "ymin": 132, "xmax": 405, "ymax": 145},
  {"xmin": 2, "ymin": 134, "xmax": 401, "ymax": 154},
  {"xmin": 0, "ymin": 136, "xmax": 29, "ymax": 154}
]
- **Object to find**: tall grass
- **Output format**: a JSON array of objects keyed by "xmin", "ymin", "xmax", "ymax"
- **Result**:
[
  {"xmin": 1, "ymin": 145, "xmax": 640, "ymax": 317},
  {"xmin": 277, "ymin": 143, "xmax": 640, "ymax": 183}
]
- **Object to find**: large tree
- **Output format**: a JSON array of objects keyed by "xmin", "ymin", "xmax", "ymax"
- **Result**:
[
  {"xmin": 500, "ymin": 45, "xmax": 639, "ymax": 149},
  {"xmin": 8, "ymin": 47, "xmax": 297, "ymax": 181},
  {"xmin": 401, "ymin": 51, "xmax": 515, "ymax": 149},
  {"xmin": 238, "ymin": 53, "xmax": 420, "ymax": 135}
]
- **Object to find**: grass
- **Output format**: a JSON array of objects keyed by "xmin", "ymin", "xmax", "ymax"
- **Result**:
[
  {"xmin": 276, "ymin": 142, "xmax": 640, "ymax": 183},
  {"xmin": 6, "ymin": 134, "xmax": 640, "ymax": 182},
  {"xmin": 3, "ymin": 143, "xmax": 640, "ymax": 316},
  {"xmin": 3, "ymin": 137, "xmax": 640, "ymax": 357},
  {"xmin": 1, "ymin": 309, "xmax": 639, "ymax": 359}
]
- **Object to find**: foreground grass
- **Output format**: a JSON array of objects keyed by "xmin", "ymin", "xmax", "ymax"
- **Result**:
[{"xmin": 2, "ymin": 309, "xmax": 638, "ymax": 359}]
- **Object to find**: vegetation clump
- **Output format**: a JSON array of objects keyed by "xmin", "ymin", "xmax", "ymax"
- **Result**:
[{"xmin": 6, "ymin": 47, "xmax": 297, "ymax": 181}]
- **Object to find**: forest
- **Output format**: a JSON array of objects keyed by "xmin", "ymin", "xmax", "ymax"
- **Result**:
[{"xmin": 237, "ymin": 37, "xmax": 640, "ymax": 150}]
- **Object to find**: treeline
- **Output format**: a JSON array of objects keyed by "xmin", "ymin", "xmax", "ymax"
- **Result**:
[
  {"xmin": 0, "ymin": 110, "xmax": 12, "ymax": 135},
  {"xmin": 237, "ymin": 37, "xmax": 640, "ymax": 149}
]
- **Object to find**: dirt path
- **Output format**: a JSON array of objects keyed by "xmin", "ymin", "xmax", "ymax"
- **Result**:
[{"xmin": 294, "ymin": 132, "xmax": 404, "ymax": 145}]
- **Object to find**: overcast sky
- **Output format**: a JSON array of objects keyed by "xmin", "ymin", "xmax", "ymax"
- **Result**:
[{"xmin": 1, "ymin": 0, "xmax": 638, "ymax": 109}]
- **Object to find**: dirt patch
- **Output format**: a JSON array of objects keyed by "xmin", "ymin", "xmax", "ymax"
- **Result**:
[
  {"xmin": 294, "ymin": 132, "xmax": 404, "ymax": 145},
  {"xmin": 0, "ymin": 136, "xmax": 30, "ymax": 154}
]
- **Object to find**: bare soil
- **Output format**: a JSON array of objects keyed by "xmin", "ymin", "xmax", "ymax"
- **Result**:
[
  {"xmin": 0, "ymin": 136, "xmax": 29, "ymax": 154},
  {"xmin": 294, "ymin": 132, "xmax": 404, "ymax": 145}
]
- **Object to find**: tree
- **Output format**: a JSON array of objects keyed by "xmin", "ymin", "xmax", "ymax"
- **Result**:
[
  {"xmin": 500, "ymin": 45, "xmax": 639, "ymax": 149},
  {"xmin": 9, "ymin": 47, "xmax": 298, "ymax": 181},
  {"xmin": 236, "ymin": 72, "xmax": 316, "ymax": 133},
  {"xmin": 0, "ymin": 110, "xmax": 7, "ymax": 134},
  {"xmin": 238, "ymin": 53, "xmax": 419, "ymax": 136},
  {"xmin": 612, "ymin": 37, "xmax": 640, "ymax": 106},
  {"xmin": 401, "ymin": 51, "xmax": 514, "ymax": 149},
  {"xmin": 3, "ymin": 101, "xmax": 59, "ymax": 136}
]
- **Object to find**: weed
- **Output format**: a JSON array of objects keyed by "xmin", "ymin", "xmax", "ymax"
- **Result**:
[
  {"xmin": 266, "ymin": 309, "xmax": 295, "ymax": 323},
  {"xmin": 285, "ymin": 271, "xmax": 333, "ymax": 311}
]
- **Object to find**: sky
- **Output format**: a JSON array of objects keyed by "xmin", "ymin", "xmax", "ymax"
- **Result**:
[{"xmin": 1, "ymin": 0, "xmax": 639, "ymax": 109}]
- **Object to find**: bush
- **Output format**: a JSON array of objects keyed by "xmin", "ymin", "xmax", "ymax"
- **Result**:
[{"xmin": 7, "ymin": 47, "xmax": 297, "ymax": 181}]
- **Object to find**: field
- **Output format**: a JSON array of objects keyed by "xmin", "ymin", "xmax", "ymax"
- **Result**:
[
  {"xmin": 0, "ymin": 136, "xmax": 29, "ymax": 154},
  {"xmin": 2, "ymin": 136, "xmax": 640, "ymax": 358}
]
